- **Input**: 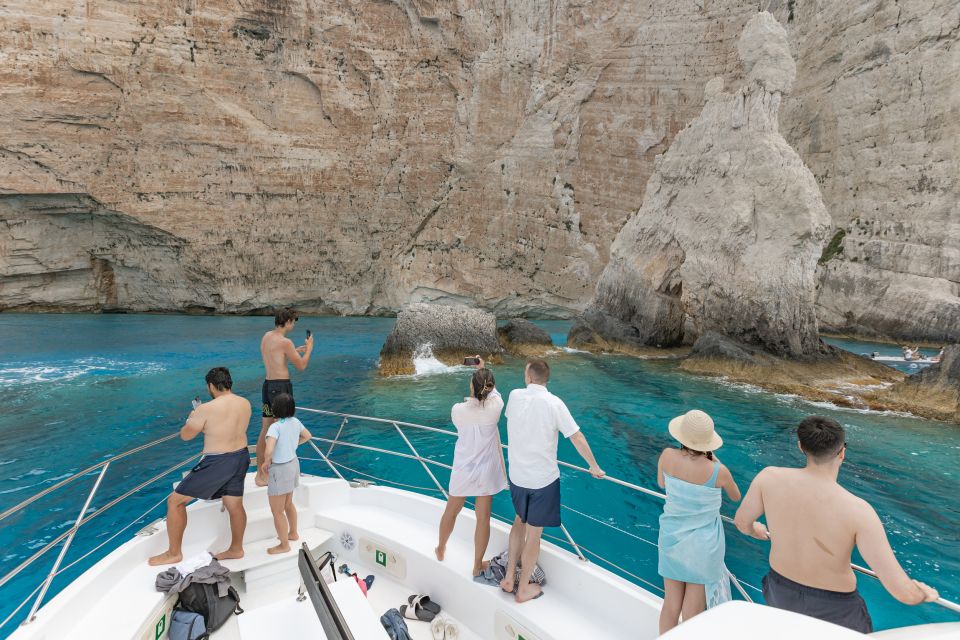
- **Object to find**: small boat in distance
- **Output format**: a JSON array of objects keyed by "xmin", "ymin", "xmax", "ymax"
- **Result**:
[
  {"xmin": 1, "ymin": 408, "xmax": 957, "ymax": 639},
  {"xmin": 863, "ymin": 353, "xmax": 937, "ymax": 368}
]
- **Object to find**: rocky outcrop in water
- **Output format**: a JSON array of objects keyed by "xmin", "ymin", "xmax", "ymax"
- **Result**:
[
  {"xmin": 379, "ymin": 303, "xmax": 500, "ymax": 375},
  {"xmin": 570, "ymin": 13, "xmax": 831, "ymax": 358},
  {"xmin": 0, "ymin": 2, "xmax": 957, "ymax": 341},
  {"xmin": 498, "ymin": 318, "xmax": 553, "ymax": 356}
]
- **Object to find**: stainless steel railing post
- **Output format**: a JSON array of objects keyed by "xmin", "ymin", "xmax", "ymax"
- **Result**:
[
  {"xmin": 559, "ymin": 524, "xmax": 587, "ymax": 562},
  {"xmin": 392, "ymin": 423, "xmax": 449, "ymax": 500},
  {"xmin": 307, "ymin": 439, "xmax": 346, "ymax": 481},
  {"xmin": 22, "ymin": 462, "xmax": 110, "ymax": 626},
  {"xmin": 327, "ymin": 417, "xmax": 348, "ymax": 458}
]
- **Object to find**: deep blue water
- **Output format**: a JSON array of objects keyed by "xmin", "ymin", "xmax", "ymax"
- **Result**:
[{"xmin": 0, "ymin": 314, "xmax": 956, "ymax": 635}]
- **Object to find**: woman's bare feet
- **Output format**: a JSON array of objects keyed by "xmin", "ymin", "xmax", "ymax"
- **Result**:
[
  {"xmin": 267, "ymin": 543, "xmax": 291, "ymax": 555},
  {"xmin": 472, "ymin": 560, "xmax": 490, "ymax": 577},
  {"xmin": 515, "ymin": 582, "xmax": 544, "ymax": 603},
  {"xmin": 499, "ymin": 576, "xmax": 516, "ymax": 594},
  {"xmin": 214, "ymin": 546, "xmax": 244, "ymax": 561},
  {"xmin": 147, "ymin": 550, "xmax": 182, "ymax": 567},
  {"xmin": 288, "ymin": 531, "xmax": 300, "ymax": 541},
  {"xmin": 435, "ymin": 545, "xmax": 445, "ymax": 562}
]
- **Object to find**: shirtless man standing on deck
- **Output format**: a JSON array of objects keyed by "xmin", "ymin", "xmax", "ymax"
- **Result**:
[
  {"xmin": 256, "ymin": 308, "xmax": 313, "ymax": 486},
  {"xmin": 148, "ymin": 367, "xmax": 252, "ymax": 565},
  {"xmin": 734, "ymin": 415, "xmax": 939, "ymax": 632}
]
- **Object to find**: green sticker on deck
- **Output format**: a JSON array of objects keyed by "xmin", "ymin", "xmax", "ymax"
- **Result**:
[
  {"xmin": 155, "ymin": 614, "xmax": 166, "ymax": 640},
  {"xmin": 375, "ymin": 550, "xmax": 387, "ymax": 566}
]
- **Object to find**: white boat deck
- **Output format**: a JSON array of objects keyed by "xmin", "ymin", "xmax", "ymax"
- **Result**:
[
  {"xmin": 10, "ymin": 473, "xmax": 957, "ymax": 640},
  {"xmin": 9, "ymin": 474, "xmax": 662, "ymax": 640}
]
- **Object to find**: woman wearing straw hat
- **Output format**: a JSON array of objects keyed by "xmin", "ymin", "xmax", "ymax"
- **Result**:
[{"xmin": 657, "ymin": 409, "xmax": 741, "ymax": 634}]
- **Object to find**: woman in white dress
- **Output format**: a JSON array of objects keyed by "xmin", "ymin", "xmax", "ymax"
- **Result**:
[{"xmin": 435, "ymin": 358, "xmax": 507, "ymax": 576}]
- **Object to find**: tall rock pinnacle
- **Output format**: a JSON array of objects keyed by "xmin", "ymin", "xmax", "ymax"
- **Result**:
[{"xmin": 570, "ymin": 12, "xmax": 831, "ymax": 358}]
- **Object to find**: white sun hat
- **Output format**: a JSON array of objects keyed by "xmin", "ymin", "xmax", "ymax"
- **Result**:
[{"xmin": 668, "ymin": 409, "xmax": 723, "ymax": 452}]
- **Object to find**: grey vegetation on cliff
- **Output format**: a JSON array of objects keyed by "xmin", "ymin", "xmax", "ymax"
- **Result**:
[{"xmin": 571, "ymin": 12, "xmax": 831, "ymax": 359}]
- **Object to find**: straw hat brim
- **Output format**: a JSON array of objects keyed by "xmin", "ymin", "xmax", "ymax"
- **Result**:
[{"xmin": 668, "ymin": 415, "xmax": 723, "ymax": 452}]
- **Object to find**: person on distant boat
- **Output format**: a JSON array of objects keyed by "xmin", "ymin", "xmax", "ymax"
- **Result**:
[
  {"xmin": 902, "ymin": 346, "xmax": 914, "ymax": 361},
  {"xmin": 734, "ymin": 416, "xmax": 939, "ymax": 633},
  {"xmin": 256, "ymin": 308, "xmax": 313, "ymax": 487},
  {"xmin": 500, "ymin": 358, "xmax": 605, "ymax": 603},
  {"xmin": 148, "ymin": 367, "xmax": 252, "ymax": 566},
  {"xmin": 932, "ymin": 347, "xmax": 945, "ymax": 363},
  {"xmin": 261, "ymin": 393, "xmax": 312, "ymax": 555},
  {"xmin": 435, "ymin": 357, "xmax": 507, "ymax": 576},
  {"xmin": 657, "ymin": 410, "xmax": 741, "ymax": 634}
]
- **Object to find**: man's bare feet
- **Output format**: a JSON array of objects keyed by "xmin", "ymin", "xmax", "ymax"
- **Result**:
[
  {"xmin": 472, "ymin": 560, "xmax": 490, "ymax": 577},
  {"xmin": 214, "ymin": 547, "xmax": 244, "ymax": 561},
  {"xmin": 515, "ymin": 583, "xmax": 543, "ymax": 603},
  {"xmin": 147, "ymin": 550, "xmax": 183, "ymax": 567},
  {"xmin": 435, "ymin": 545, "xmax": 445, "ymax": 562},
  {"xmin": 254, "ymin": 470, "xmax": 268, "ymax": 487},
  {"xmin": 499, "ymin": 576, "xmax": 516, "ymax": 594},
  {"xmin": 267, "ymin": 543, "xmax": 291, "ymax": 555}
]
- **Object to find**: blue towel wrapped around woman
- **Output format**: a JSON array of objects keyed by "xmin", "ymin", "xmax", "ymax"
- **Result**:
[{"xmin": 659, "ymin": 461, "xmax": 731, "ymax": 606}]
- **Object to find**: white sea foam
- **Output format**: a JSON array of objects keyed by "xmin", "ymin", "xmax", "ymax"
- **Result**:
[
  {"xmin": 561, "ymin": 347, "xmax": 589, "ymax": 354},
  {"xmin": 410, "ymin": 344, "xmax": 467, "ymax": 377},
  {"xmin": 0, "ymin": 357, "xmax": 165, "ymax": 388},
  {"xmin": 715, "ymin": 378, "xmax": 916, "ymax": 418}
]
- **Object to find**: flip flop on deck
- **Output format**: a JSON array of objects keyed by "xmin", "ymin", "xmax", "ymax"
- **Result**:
[
  {"xmin": 400, "ymin": 603, "xmax": 436, "ymax": 622},
  {"xmin": 406, "ymin": 594, "xmax": 442, "ymax": 615}
]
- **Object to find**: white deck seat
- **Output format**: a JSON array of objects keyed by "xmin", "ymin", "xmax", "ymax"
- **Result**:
[
  {"xmin": 217, "ymin": 526, "xmax": 333, "ymax": 573},
  {"xmin": 311, "ymin": 484, "xmax": 662, "ymax": 640}
]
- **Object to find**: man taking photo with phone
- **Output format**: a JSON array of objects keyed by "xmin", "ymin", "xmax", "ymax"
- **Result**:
[{"xmin": 256, "ymin": 308, "xmax": 313, "ymax": 486}]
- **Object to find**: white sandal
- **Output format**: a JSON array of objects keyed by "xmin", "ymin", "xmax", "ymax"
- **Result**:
[
  {"xmin": 430, "ymin": 616, "xmax": 446, "ymax": 640},
  {"xmin": 444, "ymin": 618, "xmax": 460, "ymax": 640}
]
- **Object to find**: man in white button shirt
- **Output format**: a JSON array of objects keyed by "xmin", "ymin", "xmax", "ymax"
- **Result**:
[{"xmin": 500, "ymin": 358, "xmax": 605, "ymax": 602}]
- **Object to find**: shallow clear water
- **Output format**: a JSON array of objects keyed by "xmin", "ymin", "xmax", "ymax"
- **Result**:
[{"xmin": 0, "ymin": 314, "xmax": 956, "ymax": 634}]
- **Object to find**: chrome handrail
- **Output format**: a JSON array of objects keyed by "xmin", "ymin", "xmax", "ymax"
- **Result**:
[
  {"xmin": 0, "ymin": 432, "xmax": 179, "ymax": 524},
  {"xmin": 299, "ymin": 407, "xmax": 960, "ymax": 616},
  {"xmin": 1, "ymin": 406, "xmax": 958, "ymax": 626}
]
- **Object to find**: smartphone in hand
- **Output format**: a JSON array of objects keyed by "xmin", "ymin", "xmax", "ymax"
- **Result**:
[
  {"xmin": 191, "ymin": 397, "xmax": 201, "ymax": 410},
  {"xmin": 306, "ymin": 329, "xmax": 312, "ymax": 340},
  {"xmin": 463, "ymin": 357, "xmax": 480, "ymax": 366}
]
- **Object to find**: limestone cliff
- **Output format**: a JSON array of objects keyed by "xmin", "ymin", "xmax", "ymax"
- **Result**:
[
  {"xmin": 780, "ymin": 1, "xmax": 960, "ymax": 343},
  {"xmin": 0, "ymin": 0, "xmax": 757, "ymax": 316},
  {"xmin": 0, "ymin": 1, "xmax": 957, "ymax": 342},
  {"xmin": 570, "ymin": 13, "xmax": 831, "ymax": 358}
]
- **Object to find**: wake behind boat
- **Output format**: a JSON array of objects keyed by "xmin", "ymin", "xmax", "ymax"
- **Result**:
[{"xmin": 1, "ymin": 408, "xmax": 957, "ymax": 640}]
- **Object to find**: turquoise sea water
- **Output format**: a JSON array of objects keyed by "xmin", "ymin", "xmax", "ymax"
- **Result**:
[{"xmin": 0, "ymin": 314, "xmax": 957, "ymax": 635}]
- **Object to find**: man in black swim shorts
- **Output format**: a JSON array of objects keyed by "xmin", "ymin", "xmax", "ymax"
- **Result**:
[
  {"xmin": 148, "ymin": 367, "xmax": 252, "ymax": 566},
  {"xmin": 262, "ymin": 379, "xmax": 294, "ymax": 420},
  {"xmin": 257, "ymin": 308, "xmax": 313, "ymax": 486}
]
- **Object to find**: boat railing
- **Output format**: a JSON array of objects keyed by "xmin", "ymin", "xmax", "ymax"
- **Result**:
[
  {"xmin": 0, "ymin": 407, "xmax": 957, "ymax": 633},
  {"xmin": 296, "ymin": 407, "xmax": 960, "ymax": 615}
]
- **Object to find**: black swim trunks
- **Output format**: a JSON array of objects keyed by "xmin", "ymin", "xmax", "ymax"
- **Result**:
[
  {"xmin": 763, "ymin": 568, "xmax": 873, "ymax": 633},
  {"xmin": 262, "ymin": 379, "xmax": 294, "ymax": 418},
  {"xmin": 510, "ymin": 478, "xmax": 561, "ymax": 528},
  {"xmin": 175, "ymin": 448, "xmax": 250, "ymax": 500}
]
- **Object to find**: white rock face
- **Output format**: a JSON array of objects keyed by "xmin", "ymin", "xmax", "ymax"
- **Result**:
[
  {"xmin": 0, "ymin": 1, "xmax": 956, "ymax": 340},
  {"xmin": 781, "ymin": 0, "xmax": 960, "ymax": 343},
  {"xmin": 571, "ymin": 12, "xmax": 831, "ymax": 358}
]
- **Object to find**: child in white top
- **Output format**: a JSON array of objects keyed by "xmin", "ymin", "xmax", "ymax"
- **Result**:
[{"xmin": 263, "ymin": 393, "xmax": 311, "ymax": 554}]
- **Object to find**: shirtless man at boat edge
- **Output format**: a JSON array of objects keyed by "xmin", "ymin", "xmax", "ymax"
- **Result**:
[
  {"xmin": 148, "ymin": 367, "xmax": 252, "ymax": 566},
  {"xmin": 256, "ymin": 308, "xmax": 313, "ymax": 486},
  {"xmin": 734, "ymin": 415, "xmax": 938, "ymax": 633}
]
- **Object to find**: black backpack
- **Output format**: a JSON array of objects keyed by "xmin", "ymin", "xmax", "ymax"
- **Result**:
[{"xmin": 176, "ymin": 583, "xmax": 243, "ymax": 632}]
